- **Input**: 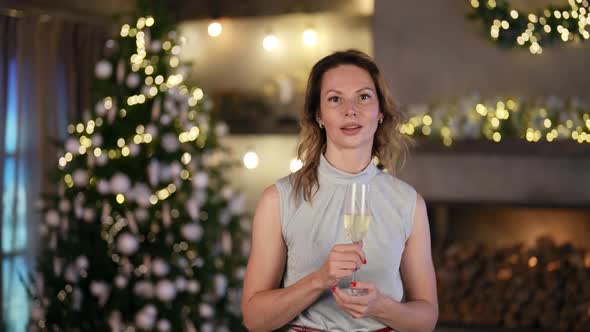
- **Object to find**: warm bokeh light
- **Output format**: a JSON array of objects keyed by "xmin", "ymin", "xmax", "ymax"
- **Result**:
[
  {"xmin": 263, "ymin": 34, "xmax": 279, "ymax": 51},
  {"xmin": 243, "ymin": 151, "xmax": 259, "ymax": 169},
  {"xmin": 290, "ymin": 158, "xmax": 303, "ymax": 173},
  {"xmin": 208, "ymin": 21, "xmax": 222, "ymax": 37},
  {"xmin": 302, "ymin": 28, "xmax": 318, "ymax": 47},
  {"xmin": 116, "ymin": 194, "xmax": 125, "ymax": 204}
]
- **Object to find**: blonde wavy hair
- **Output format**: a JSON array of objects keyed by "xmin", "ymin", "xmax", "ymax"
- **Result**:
[{"xmin": 291, "ymin": 49, "xmax": 410, "ymax": 203}]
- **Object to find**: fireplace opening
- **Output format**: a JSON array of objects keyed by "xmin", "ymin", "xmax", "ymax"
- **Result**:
[{"xmin": 429, "ymin": 203, "xmax": 590, "ymax": 332}]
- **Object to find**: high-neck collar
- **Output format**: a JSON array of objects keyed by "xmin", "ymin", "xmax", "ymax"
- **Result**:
[{"xmin": 318, "ymin": 153, "xmax": 379, "ymax": 185}]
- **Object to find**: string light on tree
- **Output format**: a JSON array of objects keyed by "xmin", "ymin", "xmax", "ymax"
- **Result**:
[
  {"xmin": 120, "ymin": 24, "xmax": 130, "ymax": 37},
  {"xmin": 192, "ymin": 88, "xmax": 204, "ymax": 101}
]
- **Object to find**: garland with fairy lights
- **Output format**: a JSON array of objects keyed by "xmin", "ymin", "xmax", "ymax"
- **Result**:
[
  {"xmin": 468, "ymin": 0, "xmax": 590, "ymax": 54},
  {"xmin": 401, "ymin": 95, "xmax": 590, "ymax": 146}
]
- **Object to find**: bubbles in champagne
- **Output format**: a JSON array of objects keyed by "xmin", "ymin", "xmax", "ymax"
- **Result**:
[{"xmin": 343, "ymin": 214, "xmax": 371, "ymax": 242}]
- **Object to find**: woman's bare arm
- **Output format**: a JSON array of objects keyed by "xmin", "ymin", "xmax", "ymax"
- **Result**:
[
  {"xmin": 240, "ymin": 185, "xmax": 326, "ymax": 331},
  {"xmin": 371, "ymin": 193, "xmax": 439, "ymax": 331}
]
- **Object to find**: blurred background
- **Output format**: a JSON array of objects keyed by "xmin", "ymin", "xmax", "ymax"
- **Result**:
[{"xmin": 1, "ymin": 0, "xmax": 589, "ymax": 331}]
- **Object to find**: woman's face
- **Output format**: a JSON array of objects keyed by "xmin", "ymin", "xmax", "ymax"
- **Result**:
[{"xmin": 318, "ymin": 64, "xmax": 382, "ymax": 152}]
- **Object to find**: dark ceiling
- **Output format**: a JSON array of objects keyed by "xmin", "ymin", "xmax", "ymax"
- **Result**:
[
  {"xmin": 1, "ymin": 0, "xmax": 367, "ymax": 26},
  {"xmin": 175, "ymin": 0, "xmax": 369, "ymax": 20}
]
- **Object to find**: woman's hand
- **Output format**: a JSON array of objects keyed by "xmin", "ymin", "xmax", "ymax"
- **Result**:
[
  {"xmin": 332, "ymin": 281, "xmax": 385, "ymax": 318},
  {"xmin": 314, "ymin": 242, "xmax": 366, "ymax": 290}
]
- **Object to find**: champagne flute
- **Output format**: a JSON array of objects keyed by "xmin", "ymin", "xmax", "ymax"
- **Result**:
[{"xmin": 343, "ymin": 182, "xmax": 371, "ymax": 296}]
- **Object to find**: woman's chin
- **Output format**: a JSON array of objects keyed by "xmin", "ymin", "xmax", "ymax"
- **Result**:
[{"xmin": 332, "ymin": 137, "xmax": 374, "ymax": 150}]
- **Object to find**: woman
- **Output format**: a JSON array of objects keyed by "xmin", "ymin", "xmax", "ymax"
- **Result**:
[{"xmin": 241, "ymin": 50, "xmax": 438, "ymax": 332}]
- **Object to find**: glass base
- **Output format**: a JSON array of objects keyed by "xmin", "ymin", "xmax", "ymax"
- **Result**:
[{"xmin": 342, "ymin": 287, "xmax": 368, "ymax": 296}]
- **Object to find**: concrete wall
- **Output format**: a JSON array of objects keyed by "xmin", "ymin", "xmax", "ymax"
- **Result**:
[{"xmin": 221, "ymin": 135, "xmax": 300, "ymax": 211}]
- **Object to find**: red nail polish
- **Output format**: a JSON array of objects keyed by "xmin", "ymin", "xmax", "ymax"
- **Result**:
[
  {"xmin": 363, "ymin": 259, "xmax": 367, "ymax": 264},
  {"xmin": 350, "ymin": 282, "xmax": 357, "ymax": 287},
  {"xmin": 331, "ymin": 286, "xmax": 337, "ymax": 291}
]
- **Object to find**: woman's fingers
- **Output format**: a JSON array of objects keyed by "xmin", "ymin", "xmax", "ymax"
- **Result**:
[
  {"xmin": 332, "ymin": 288, "xmax": 369, "ymax": 317},
  {"xmin": 328, "ymin": 261, "xmax": 358, "ymax": 279},
  {"xmin": 350, "ymin": 280, "xmax": 376, "ymax": 291},
  {"xmin": 329, "ymin": 251, "xmax": 362, "ymax": 269},
  {"xmin": 332, "ymin": 244, "xmax": 365, "ymax": 266},
  {"xmin": 321, "ymin": 243, "xmax": 367, "ymax": 286}
]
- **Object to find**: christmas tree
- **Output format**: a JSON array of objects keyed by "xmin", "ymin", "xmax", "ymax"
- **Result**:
[{"xmin": 27, "ymin": 6, "xmax": 249, "ymax": 332}]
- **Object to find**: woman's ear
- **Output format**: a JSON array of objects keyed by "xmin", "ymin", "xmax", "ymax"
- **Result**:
[{"xmin": 316, "ymin": 113, "xmax": 323, "ymax": 128}]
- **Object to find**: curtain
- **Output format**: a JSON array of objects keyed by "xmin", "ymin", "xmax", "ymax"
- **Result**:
[{"xmin": 0, "ymin": 11, "xmax": 106, "ymax": 331}]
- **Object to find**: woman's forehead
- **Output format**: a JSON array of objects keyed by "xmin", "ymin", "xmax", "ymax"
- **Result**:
[{"xmin": 320, "ymin": 65, "xmax": 375, "ymax": 92}]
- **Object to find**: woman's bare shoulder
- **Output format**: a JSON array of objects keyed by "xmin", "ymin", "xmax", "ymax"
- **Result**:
[
  {"xmin": 258, "ymin": 184, "xmax": 280, "ymax": 207},
  {"xmin": 252, "ymin": 184, "xmax": 281, "ymax": 225}
]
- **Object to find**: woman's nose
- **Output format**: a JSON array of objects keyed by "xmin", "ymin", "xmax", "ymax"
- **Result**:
[{"xmin": 345, "ymin": 100, "xmax": 357, "ymax": 117}]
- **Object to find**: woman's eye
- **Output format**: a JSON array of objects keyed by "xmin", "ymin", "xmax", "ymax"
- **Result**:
[
  {"xmin": 360, "ymin": 94, "xmax": 372, "ymax": 101},
  {"xmin": 328, "ymin": 96, "xmax": 341, "ymax": 103}
]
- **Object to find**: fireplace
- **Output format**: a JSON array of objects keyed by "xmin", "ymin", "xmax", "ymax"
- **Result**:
[
  {"xmin": 431, "ymin": 203, "xmax": 590, "ymax": 331},
  {"xmin": 398, "ymin": 140, "xmax": 590, "ymax": 332}
]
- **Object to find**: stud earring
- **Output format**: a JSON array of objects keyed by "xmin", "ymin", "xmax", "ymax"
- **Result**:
[
  {"xmin": 378, "ymin": 117, "xmax": 383, "ymax": 124},
  {"xmin": 317, "ymin": 118, "xmax": 324, "ymax": 128}
]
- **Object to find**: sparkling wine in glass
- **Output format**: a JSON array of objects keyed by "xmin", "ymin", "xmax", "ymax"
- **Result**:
[{"xmin": 343, "ymin": 182, "xmax": 371, "ymax": 296}]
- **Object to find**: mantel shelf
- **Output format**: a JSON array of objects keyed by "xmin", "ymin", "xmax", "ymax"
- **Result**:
[{"xmin": 411, "ymin": 139, "xmax": 590, "ymax": 158}]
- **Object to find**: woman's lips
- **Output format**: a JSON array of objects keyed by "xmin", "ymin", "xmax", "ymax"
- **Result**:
[{"xmin": 341, "ymin": 126, "xmax": 362, "ymax": 135}]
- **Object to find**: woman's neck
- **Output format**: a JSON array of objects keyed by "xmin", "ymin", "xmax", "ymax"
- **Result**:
[{"xmin": 324, "ymin": 145, "xmax": 372, "ymax": 174}]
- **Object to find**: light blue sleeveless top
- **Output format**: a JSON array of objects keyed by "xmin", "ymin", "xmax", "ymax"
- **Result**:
[{"xmin": 275, "ymin": 153, "xmax": 417, "ymax": 332}]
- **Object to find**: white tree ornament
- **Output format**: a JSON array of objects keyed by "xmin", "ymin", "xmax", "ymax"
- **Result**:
[{"xmin": 95, "ymin": 60, "xmax": 113, "ymax": 79}]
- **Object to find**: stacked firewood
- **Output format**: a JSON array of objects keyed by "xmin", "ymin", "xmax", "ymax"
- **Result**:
[{"xmin": 434, "ymin": 236, "xmax": 590, "ymax": 331}]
